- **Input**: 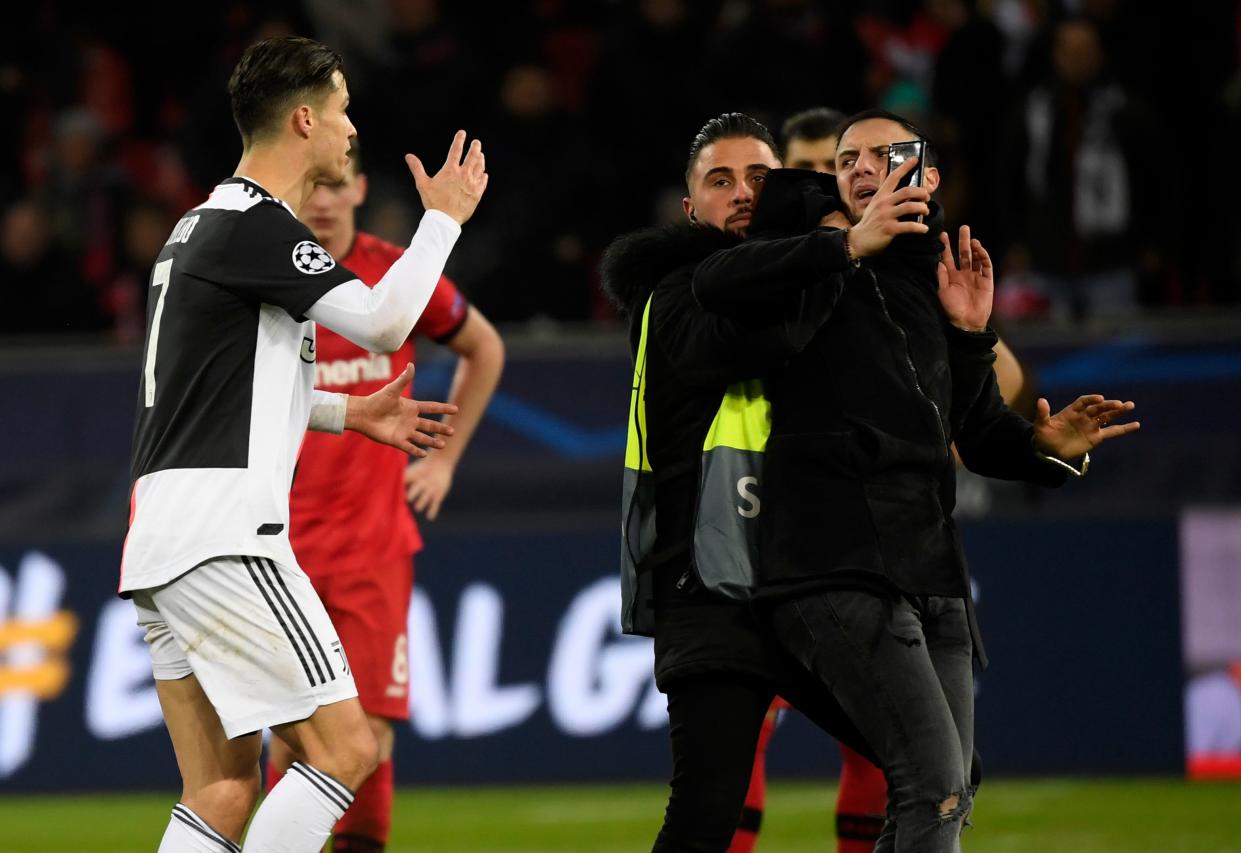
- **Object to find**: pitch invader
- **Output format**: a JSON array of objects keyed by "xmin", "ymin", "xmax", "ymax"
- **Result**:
[{"xmin": 120, "ymin": 37, "xmax": 487, "ymax": 853}]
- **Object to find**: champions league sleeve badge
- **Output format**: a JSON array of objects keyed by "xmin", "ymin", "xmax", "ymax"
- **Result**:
[{"xmin": 292, "ymin": 241, "xmax": 337, "ymax": 275}]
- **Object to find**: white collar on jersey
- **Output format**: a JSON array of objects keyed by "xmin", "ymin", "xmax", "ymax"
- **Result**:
[{"xmin": 225, "ymin": 175, "xmax": 296, "ymax": 216}]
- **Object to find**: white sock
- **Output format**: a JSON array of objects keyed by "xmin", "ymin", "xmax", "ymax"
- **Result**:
[
  {"xmin": 242, "ymin": 761, "xmax": 355, "ymax": 852},
  {"xmin": 158, "ymin": 804, "xmax": 241, "ymax": 853}
]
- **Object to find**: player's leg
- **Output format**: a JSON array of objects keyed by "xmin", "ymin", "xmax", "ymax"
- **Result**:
[
  {"xmin": 263, "ymin": 556, "xmax": 408, "ymax": 851},
  {"xmin": 726, "ymin": 697, "xmax": 784, "ymax": 853},
  {"xmin": 265, "ymin": 571, "xmax": 336, "ymax": 790},
  {"xmin": 137, "ymin": 591, "xmax": 258, "ymax": 852},
  {"xmin": 148, "ymin": 556, "xmax": 371, "ymax": 853},
  {"xmin": 265, "ymin": 735, "xmax": 294, "ymax": 790},
  {"xmin": 323, "ymin": 557, "xmax": 413, "ymax": 851},
  {"xmin": 245, "ymin": 696, "xmax": 374, "ymax": 853},
  {"xmin": 267, "ymin": 695, "xmax": 377, "ymax": 785},
  {"xmin": 835, "ymin": 742, "xmax": 887, "ymax": 853},
  {"xmin": 327, "ymin": 714, "xmax": 395, "ymax": 853},
  {"xmin": 652, "ymin": 675, "xmax": 777, "ymax": 853},
  {"xmin": 266, "ymin": 712, "xmax": 394, "ymax": 852}
]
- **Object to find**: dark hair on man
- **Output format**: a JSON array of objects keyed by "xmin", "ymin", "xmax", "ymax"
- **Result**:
[
  {"xmin": 833, "ymin": 108, "xmax": 936, "ymax": 167},
  {"xmin": 228, "ymin": 37, "xmax": 345, "ymax": 145},
  {"xmin": 684, "ymin": 112, "xmax": 778, "ymax": 184},
  {"xmin": 780, "ymin": 106, "xmax": 847, "ymax": 153}
]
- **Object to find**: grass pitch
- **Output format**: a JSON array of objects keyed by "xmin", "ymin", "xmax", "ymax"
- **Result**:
[{"xmin": 0, "ymin": 778, "xmax": 1237, "ymax": 852}]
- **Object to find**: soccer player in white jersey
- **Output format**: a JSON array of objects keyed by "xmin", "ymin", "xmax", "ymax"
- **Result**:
[{"xmin": 120, "ymin": 37, "xmax": 487, "ymax": 853}]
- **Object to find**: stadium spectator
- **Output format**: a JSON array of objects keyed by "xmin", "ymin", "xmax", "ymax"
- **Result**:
[
  {"xmin": 707, "ymin": 0, "xmax": 868, "ymax": 124},
  {"xmin": 601, "ymin": 112, "xmax": 875, "ymax": 853},
  {"xmin": 693, "ymin": 108, "xmax": 1140, "ymax": 850},
  {"xmin": 103, "ymin": 199, "xmax": 177, "ymax": 344},
  {"xmin": 266, "ymin": 149, "xmax": 504, "ymax": 852},
  {"xmin": 122, "ymin": 37, "xmax": 484, "ymax": 853},
  {"xmin": 588, "ymin": 0, "xmax": 715, "ymax": 245},
  {"xmin": 357, "ymin": 0, "xmax": 483, "ymax": 185},
  {"xmin": 36, "ymin": 107, "xmax": 131, "ymax": 316},
  {"xmin": 0, "ymin": 198, "xmax": 101, "ymax": 336},
  {"xmin": 1001, "ymin": 17, "xmax": 1167, "ymax": 322},
  {"xmin": 929, "ymin": 0, "xmax": 1008, "ymax": 241},
  {"xmin": 2, "ymin": 4, "xmax": 1236, "ymax": 333},
  {"xmin": 453, "ymin": 62, "xmax": 593, "ymax": 323},
  {"xmin": 177, "ymin": 15, "xmax": 303, "ymax": 194}
]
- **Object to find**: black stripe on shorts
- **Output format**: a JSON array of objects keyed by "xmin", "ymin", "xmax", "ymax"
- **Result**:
[
  {"xmin": 242, "ymin": 555, "xmax": 318, "ymax": 687},
  {"xmin": 253, "ymin": 557, "xmax": 328, "ymax": 685},
  {"xmin": 263, "ymin": 558, "xmax": 335, "ymax": 682}
]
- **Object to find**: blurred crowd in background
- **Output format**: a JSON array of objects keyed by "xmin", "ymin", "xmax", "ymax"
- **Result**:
[{"xmin": 3, "ymin": 0, "xmax": 1239, "ymax": 341}]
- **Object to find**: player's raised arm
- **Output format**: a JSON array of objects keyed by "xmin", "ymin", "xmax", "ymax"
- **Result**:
[{"xmin": 306, "ymin": 132, "xmax": 488, "ymax": 353}]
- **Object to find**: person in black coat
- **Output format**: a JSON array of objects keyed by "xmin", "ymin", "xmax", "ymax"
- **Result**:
[
  {"xmin": 600, "ymin": 113, "xmax": 875, "ymax": 853},
  {"xmin": 692, "ymin": 109, "xmax": 1141, "ymax": 852}
]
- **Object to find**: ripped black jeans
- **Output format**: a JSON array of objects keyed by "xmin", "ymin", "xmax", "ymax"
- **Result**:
[{"xmin": 770, "ymin": 590, "xmax": 975, "ymax": 853}]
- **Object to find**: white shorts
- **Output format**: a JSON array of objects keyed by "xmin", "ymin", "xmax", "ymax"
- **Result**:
[{"xmin": 133, "ymin": 555, "xmax": 358, "ymax": 739}]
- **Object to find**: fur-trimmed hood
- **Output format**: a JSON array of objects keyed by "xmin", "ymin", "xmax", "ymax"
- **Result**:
[{"xmin": 599, "ymin": 222, "xmax": 742, "ymax": 317}]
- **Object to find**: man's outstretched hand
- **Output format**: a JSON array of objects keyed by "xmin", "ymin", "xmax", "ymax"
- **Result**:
[
  {"xmin": 406, "ymin": 130, "xmax": 488, "ymax": 225},
  {"xmin": 1033, "ymin": 394, "xmax": 1140, "ymax": 461},
  {"xmin": 345, "ymin": 364, "xmax": 457, "ymax": 456},
  {"xmin": 937, "ymin": 225, "xmax": 993, "ymax": 332}
]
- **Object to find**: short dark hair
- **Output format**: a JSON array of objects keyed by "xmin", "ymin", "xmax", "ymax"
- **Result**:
[
  {"xmin": 833, "ymin": 108, "xmax": 936, "ymax": 167},
  {"xmin": 228, "ymin": 37, "xmax": 345, "ymax": 144},
  {"xmin": 781, "ymin": 107, "xmax": 847, "ymax": 153},
  {"xmin": 685, "ymin": 113, "xmax": 778, "ymax": 184}
]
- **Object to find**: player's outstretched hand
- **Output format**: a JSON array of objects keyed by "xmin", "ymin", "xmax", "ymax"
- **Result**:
[
  {"xmin": 404, "ymin": 455, "xmax": 455, "ymax": 521},
  {"xmin": 405, "ymin": 130, "xmax": 488, "ymax": 225},
  {"xmin": 1033, "ymin": 394, "xmax": 1140, "ymax": 461},
  {"xmin": 345, "ymin": 364, "xmax": 458, "ymax": 456}
]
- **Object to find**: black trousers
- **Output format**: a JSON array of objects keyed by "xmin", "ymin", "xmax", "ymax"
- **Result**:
[
  {"xmin": 771, "ymin": 590, "xmax": 976, "ymax": 853},
  {"xmin": 651, "ymin": 666, "xmax": 876, "ymax": 853}
]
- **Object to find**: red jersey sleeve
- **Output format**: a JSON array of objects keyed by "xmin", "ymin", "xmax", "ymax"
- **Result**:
[{"xmin": 415, "ymin": 275, "xmax": 470, "ymax": 343}]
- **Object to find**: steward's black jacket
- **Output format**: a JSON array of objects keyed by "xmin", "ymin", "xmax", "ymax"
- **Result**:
[
  {"xmin": 694, "ymin": 171, "xmax": 1069, "ymax": 625},
  {"xmin": 600, "ymin": 221, "xmax": 828, "ymax": 686}
]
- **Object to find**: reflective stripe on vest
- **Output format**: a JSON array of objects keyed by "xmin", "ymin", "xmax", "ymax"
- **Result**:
[
  {"xmin": 694, "ymin": 379, "xmax": 769, "ymax": 600},
  {"xmin": 620, "ymin": 298, "xmax": 656, "ymax": 635},
  {"xmin": 620, "ymin": 296, "xmax": 769, "ymax": 634}
]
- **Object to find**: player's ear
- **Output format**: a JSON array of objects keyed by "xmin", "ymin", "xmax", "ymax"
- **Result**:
[
  {"xmin": 682, "ymin": 197, "xmax": 696, "ymax": 223},
  {"xmin": 292, "ymin": 104, "xmax": 314, "ymax": 140},
  {"xmin": 924, "ymin": 166, "xmax": 941, "ymax": 194},
  {"xmin": 354, "ymin": 173, "xmax": 369, "ymax": 206}
]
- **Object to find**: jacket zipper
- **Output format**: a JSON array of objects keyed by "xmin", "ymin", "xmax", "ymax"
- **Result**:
[{"xmin": 867, "ymin": 269, "xmax": 953, "ymax": 465}]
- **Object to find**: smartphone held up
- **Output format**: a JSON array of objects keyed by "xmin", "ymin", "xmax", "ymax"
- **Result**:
[{"xmin": 887, "ymin": 140, "xmax": 926, "ymax": 223}]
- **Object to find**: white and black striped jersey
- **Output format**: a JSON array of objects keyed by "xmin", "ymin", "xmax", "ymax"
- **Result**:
[{"xmin": 121, "ymin": 177, "xmax": 360, "ymax": 593}]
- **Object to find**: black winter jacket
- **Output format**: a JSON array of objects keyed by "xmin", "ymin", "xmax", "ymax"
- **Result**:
[{"xmin": 694, "ymin": 170, "xmax": 1069, "ymax": 610}]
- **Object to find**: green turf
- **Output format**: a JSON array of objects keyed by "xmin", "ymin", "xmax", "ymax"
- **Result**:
[{"xmin": 0, "ymin": 778, "xmax": 1237, "ymax": 852}]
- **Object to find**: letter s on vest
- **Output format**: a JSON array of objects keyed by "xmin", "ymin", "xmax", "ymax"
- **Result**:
[{"xmin": 736, "ymin": 476, "xmax": 760, "ymax": 519}]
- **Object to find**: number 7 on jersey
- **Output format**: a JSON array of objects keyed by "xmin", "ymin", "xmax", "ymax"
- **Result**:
[{"xmin": 144, "ymin": 259, "xmax": 174, "ymax": 407}]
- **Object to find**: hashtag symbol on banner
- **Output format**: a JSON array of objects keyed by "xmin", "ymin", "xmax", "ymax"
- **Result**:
[{"xmin": 0, "ymin": 612, "xmax": 78, "ymax": 699}]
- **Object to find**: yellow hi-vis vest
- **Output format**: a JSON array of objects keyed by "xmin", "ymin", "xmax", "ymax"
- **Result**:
[{"xmin": 620, "ymin": 296, "xmax": 772, "ymax": 636}]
